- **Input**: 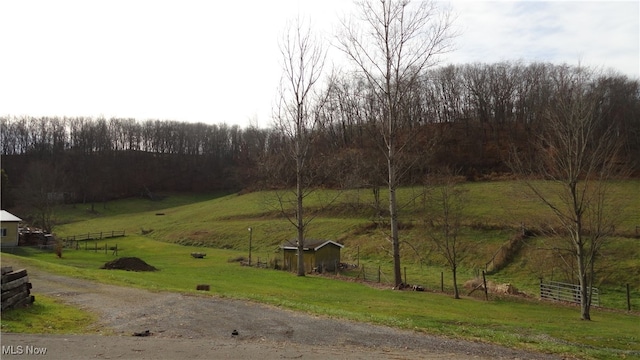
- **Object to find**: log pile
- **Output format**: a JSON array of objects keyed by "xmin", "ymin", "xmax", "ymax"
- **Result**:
[{"xmin": 1, "ymin": 267, "xmax": 35, "ymax": 311}]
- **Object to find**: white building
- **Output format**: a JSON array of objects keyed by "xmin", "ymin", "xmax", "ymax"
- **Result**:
[{"xmin": 0, "ymin": 210, "xmax": 22, "ymax": 247}]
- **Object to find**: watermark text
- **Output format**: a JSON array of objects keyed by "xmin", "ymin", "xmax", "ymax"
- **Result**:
[{"xmin": 2, "ymin": 345, "xmax": 48, "ymax": 356}]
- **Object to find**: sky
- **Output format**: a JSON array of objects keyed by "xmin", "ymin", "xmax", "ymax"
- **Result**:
[{"xmin": 1, "ymin": 0, "xmax": 638, "ymax": 129}]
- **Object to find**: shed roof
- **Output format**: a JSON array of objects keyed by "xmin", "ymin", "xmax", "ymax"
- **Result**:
[
  {"xmin": 0, "ymin": 210, "xmax": 22, "ymax": 222},
  {"xmin": 282, "ymin": 239, "xmax": 344, "ymax": 251}
]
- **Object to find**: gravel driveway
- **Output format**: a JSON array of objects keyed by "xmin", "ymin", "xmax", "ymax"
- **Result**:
[{"xmin": 1, "ymin": 261, "xmax": 561, "ymax": 360}]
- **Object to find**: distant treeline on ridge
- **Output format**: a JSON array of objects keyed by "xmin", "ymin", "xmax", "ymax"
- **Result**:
[{"xmin": 1, "ymin": 62, "xmax": 638, "ymax": 206}]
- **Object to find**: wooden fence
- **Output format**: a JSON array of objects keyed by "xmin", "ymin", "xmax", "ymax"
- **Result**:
[
  {"xmin": 1, "ymin": 267, "xmax": 35, "ymax": 310},
  {"xmin": 540, "ymin": 280, "xmax": 600, "ymax": 306},
  {"xmin": 72, "ymin": 242, "xmax": 120, "ymax": 255},
  {"xmin": 61, "ymin": 230, "xmax": 125, "ymax": 243}
]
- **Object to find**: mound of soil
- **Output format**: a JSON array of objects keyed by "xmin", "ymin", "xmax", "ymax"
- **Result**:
[{"xmin": 101, "ymin": 257, "xmax": 158, "ymax": 272}]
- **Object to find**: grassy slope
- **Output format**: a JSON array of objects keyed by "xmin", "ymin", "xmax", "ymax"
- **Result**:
[
  {"xmin": 52, "ymin": 181, "xmax": 640, "ymax": 292},
  {"xmin": 3, "ymin": 180, "xmax": 639, "ymax": 359}
]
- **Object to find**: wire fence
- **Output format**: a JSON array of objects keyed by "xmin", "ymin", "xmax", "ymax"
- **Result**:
[{"xmin": 355, "ymin": 265, "xmax": 393, "ymax": 284}]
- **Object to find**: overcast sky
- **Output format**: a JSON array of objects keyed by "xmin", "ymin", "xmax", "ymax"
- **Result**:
[{"xmin": 1, "ymin": 0, "xmax": 638, "ymax": 129}]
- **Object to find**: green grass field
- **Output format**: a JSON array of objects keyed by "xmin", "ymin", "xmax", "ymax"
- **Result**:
[{"xmin": 2, "ymin": 180, "xmax": 639, "ymax": 360}]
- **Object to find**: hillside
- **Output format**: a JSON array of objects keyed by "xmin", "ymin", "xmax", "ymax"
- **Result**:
[{"xmin": 49, "ymin": 181, "xmax": 640, "ymax": 300}]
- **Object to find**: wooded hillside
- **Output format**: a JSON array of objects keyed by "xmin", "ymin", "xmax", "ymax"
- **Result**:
[{"xmin": 2, "ymin": 62, "xmax": 638, "ymax": 208}]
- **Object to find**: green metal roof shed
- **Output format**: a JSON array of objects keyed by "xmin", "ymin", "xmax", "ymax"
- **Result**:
[{"xmin": 281, "ymin": 239, "xmax": 344, "ymax": 273}]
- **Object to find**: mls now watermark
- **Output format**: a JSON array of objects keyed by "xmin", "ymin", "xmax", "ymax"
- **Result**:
[{"xmin": 2, "ymin": 345, "xmax": 48, "ymax": 356}]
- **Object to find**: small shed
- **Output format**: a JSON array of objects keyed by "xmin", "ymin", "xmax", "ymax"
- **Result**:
[
  {"xmin": 0, "ymin": 210, "xmax": 22, "ymax": 247},
  {"xmin": 281, "ymin": 239, "xmax": 344, "ymax": 273}
]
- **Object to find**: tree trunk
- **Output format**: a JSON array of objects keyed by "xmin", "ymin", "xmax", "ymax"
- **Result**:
[
  {"xmin": 389, "ymin": 154, "xmax": 402, "ymax": 287},
  {"xmin": 576, "ymin": 239, "xmax": 591, "ymax": 320},
  {"xmin": 573, "ymin": 186, "xmax": 591, "ymax": 320},
  {"xmin": 296, "ymin": 138, "xmax": 306, "ymax": 277},
  {"xmin": 452, "ymin": 266, "xmax": 460, "ymax": 299}
]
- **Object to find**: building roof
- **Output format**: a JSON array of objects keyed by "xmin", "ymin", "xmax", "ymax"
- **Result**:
[
  {"xmin": 282, "ymin": 239, "xmax": 344, "ymax": 251},
  {"xmin": 0, "ymin": 210, "xmax": 22, "ymax": 222}
]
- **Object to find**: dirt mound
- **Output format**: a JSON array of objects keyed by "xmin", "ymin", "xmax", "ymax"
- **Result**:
[{"xmin": 101, "ymin": 257, "xmax": 158, "ymax": 272}]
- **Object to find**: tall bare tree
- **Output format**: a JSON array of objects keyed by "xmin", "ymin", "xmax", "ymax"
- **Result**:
[
  {"xmin": 510, "ymin": 66, "xmax": 625, "ymax": 320},
  {"xmin": 274, "ymin": 17, "xmax": 327, "ymax": 276},
  {"xmin": 337, "ymin": 0, "xmax": 455, "ymax": 286}
]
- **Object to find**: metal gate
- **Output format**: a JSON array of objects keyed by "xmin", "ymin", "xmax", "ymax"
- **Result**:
[{"xmin": 540, "ymin": 280, "xmax": 600, "ymax": 306}]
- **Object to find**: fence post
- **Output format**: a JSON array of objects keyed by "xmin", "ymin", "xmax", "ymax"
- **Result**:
[
  {"xmin": 377, "ymin": 266, "xmax": 381, "ymax": 283},
  {"xmin": 627, "ymin": 284, "xmax": 631, "ymax": 311},
  {"xmin": 441, "ymin": 272, "xmax": 444, "ymax": 292},
  {"xmin": 105, "ymin": 243, "xmax": 107, "ymax": 254},
  {"xmin": 95, "ymin": 242, "xmax": 97, "ymax": 253},
  {"xmin": 482, "ymin": 271, "xmax": 488, "ymax": 300},
  {"xmin": 540, "ymin": 278, "xmax": 543, "ymax": 299},
  {"xmin": 404, "ymin": 267, "xmax": 407, "ymax": 285}
]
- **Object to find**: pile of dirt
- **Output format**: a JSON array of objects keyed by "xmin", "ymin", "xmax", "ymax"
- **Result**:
[{"xmin": 101, "ymin": 257, "xmax": 158, "ymax": 272}]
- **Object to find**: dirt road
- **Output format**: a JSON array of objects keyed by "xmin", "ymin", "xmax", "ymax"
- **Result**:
[{"xmin": 1, "ymin": 260, "xmax": 560, "ymax": 359}]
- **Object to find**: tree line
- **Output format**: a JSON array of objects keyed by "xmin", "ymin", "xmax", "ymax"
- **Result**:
[{"xmin": 1, "ymin": 61, "xmax": 638, "ymax": 209}]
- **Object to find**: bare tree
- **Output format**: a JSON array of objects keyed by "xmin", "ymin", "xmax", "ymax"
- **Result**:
[
  {"xmin": 337, "ymin": 0, "xmax": 455, "ymax": 286},
  {"xmin": 510, "ymin": 66, "xmax": 625, "ymax": 320},
  {"xmin": 274, "ymin": 17, "xmax": 327, "ymax": 276},
  {"xmin": 425, "ymin": 170, "xmax": 467, "ymax": 299},
  {"xmin": 0, "ymin": 169, "xmax": 14, "ymax": 209},
  {"xmin": 19, "ymin": 161, "xmax": 66, "ymax": 233}
]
